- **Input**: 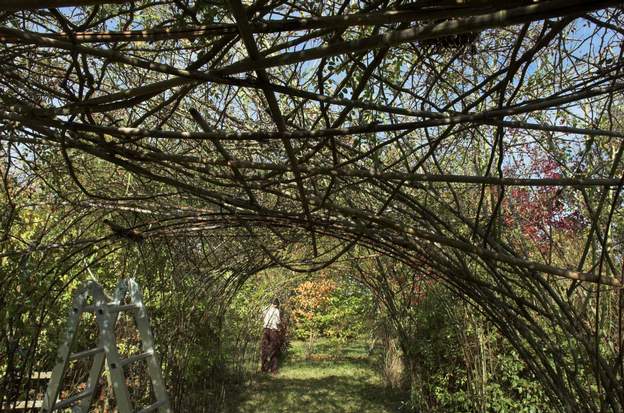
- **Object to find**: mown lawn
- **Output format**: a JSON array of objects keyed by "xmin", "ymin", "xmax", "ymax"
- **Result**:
[{"xmin": 228, "ymin": 339, "xmax": 405, "ymax": 413}]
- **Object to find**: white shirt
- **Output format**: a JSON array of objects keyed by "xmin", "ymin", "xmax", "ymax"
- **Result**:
[{"xmin": 263, "ymin": 305, "xmax": 280, "ymax": 330}]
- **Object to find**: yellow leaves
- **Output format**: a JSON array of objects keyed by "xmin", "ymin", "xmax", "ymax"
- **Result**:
[{"xmin": 291, "ymin": 278, "xmax": 336, "ymax": 324}]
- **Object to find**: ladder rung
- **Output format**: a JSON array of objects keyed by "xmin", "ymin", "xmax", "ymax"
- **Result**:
[
  {"xmin": 82, "ymin": 303, "xmax": 141, "ymax": 313},
  {"xmin": 120, "ymin": 350, "xmax": 154, "ymax": 368},
  {"xmin": 69, "ymin": 346, "xmax": 105, "ymax": 360},
  {"xmin": 135, "ymin": 399, "xmax": 167, "ymax": 413},
  {"xmin": 52, "ymin": 388, "xmax": 94, "ymax": 410},
  {"xmin": 110, "ymin": 303, "xmax": 141, "ymax": 312}
]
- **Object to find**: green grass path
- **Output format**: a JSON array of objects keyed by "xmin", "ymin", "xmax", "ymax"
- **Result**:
[{"xmin": 229, "ymin": 340, "xmax": 404, "ymax": 413}]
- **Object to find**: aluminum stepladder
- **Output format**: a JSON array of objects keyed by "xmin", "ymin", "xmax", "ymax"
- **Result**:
[{"xmin": 41, "ymin": 279, "xmax": 171, "ymax": 413}]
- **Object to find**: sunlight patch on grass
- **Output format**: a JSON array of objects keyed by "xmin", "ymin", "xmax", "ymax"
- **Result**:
[{"xmin": 228, "ymin": 339, "xmax": 404, "ymax": 413}]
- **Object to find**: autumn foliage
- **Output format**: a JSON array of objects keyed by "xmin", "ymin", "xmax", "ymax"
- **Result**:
[
  {"xmin": 291, "ymin": 278, "xmax": 336, "ymax": 322},
  {"xmin": 503, "ymin": 150, "xmax": 585, "ymax": 253}
]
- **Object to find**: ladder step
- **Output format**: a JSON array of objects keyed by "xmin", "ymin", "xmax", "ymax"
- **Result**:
[
  {"xmin": 52, "ymin": 388, "xmax": 94, "ymax": 410},
  {"xmin": 120, "ymin": 350, "xmax": 154, "ymax": 368},
  {"xmin": 82, "ymin": 303, "xmax": 141, "ymax": 313},
  {"xmin": 110, "ymin": 303, "xmax": 142, "ymax": 312},
  {"xmin": 135, "ymin": 399, "xmax": 167, "ymax": 413},
  {"xmin": 69, "ymin": 346, "xmax": 105, "ymax": 360}
]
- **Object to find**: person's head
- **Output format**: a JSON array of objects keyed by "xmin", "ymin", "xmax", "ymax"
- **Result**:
[{"xmin": 272, "ymin": 298, "xmax": 280, "ymax": 307}]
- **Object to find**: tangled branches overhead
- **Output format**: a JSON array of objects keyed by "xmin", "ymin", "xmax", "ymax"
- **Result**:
[{"xmin": 1, "ymin": 0, "xmax": 624, "ymax": 410}]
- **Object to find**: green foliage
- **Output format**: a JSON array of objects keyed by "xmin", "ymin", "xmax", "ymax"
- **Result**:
[
  {"xmin": 324, "ymin": 288, "xmax": 372, "ymax": 342},
  {"xmin": 290, "ymin": 277, "xmax": 373, "ymax": 344},
  {"xmin": 386, "ymin": 285, "xmax": 553, "ymax": 413}
]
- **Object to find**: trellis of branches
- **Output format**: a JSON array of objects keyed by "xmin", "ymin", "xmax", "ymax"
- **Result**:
[{"xmin": 1, "ymin": 0, "xmax": 624, "ymax": 411}]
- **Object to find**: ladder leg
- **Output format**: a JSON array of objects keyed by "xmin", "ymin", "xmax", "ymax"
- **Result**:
[
  {"xmin": 41, "ymin": 287, "xmax": 89, "ymax": 413},
  {"xmin": 91, "ymin": 283, "xmax": 134, "ymax": 413},
  {"xmin": 128, "ymin": 279, "xmax": 171, "ymax": 413},
  {"xmin": 75, "ymin": 351, "xmax": 105, "ymax": 413},
  {"xmin": 77, "ymin": 281, "xmax": 128, "ymax": 413}
]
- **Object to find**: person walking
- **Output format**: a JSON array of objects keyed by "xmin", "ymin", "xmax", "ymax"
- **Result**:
[{"xmin": 261, "ymin": 298, "xmax": 281, "ymax": 373}]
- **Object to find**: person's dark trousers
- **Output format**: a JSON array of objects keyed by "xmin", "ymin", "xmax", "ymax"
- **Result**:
[{"xmin": 261, "ymin": 328, "xmax": 281, "ymax": 373}]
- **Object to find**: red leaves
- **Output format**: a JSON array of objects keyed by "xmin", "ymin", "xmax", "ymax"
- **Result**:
[{"xmin": 503, "ymin": 149, "xmax": 585, "ymax": 251}]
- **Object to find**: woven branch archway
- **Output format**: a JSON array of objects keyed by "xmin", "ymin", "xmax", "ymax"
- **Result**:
[{"xmin": 1, "ymin": 1, "xmax": 624, "ymax": 411}]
